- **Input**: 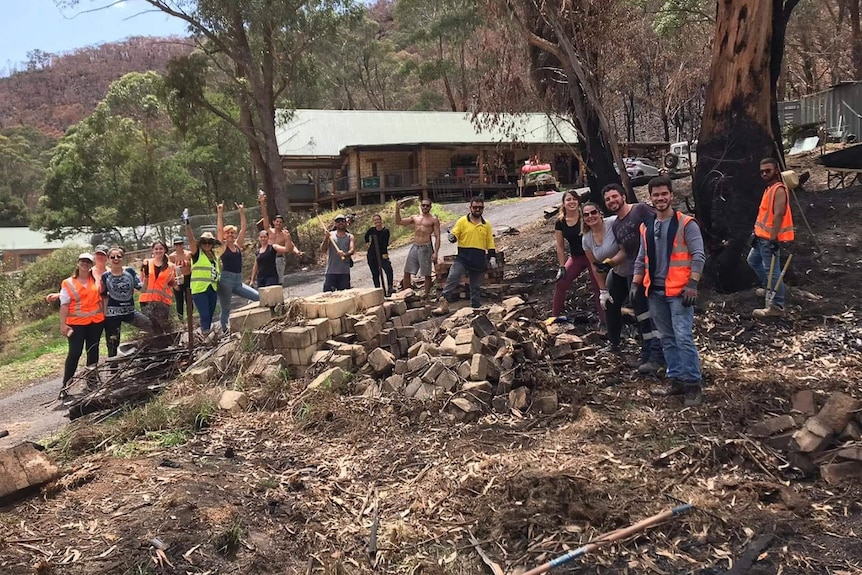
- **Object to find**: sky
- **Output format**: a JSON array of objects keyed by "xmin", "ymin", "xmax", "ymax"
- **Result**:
[{"xmin": 0, "ymin": 0, "xmax": 188, "ymax": 75}]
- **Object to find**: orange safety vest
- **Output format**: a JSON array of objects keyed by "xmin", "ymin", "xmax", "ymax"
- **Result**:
[
  {"xmin": 641, "ymin": 212, "xmax": 694, "ymax": 297},
  {"xmin": 754, "ymin": 181, "xmax": 795, "ymax": 242},
  {"xmin": 139, "ymin": 259, "xmax": 175, "ymax": 305},
  {"xmin": 63, "ymin": 276, "xmax": 105, "ymax": 325}
]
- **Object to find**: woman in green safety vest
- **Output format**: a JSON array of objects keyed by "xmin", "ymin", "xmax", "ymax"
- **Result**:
[{"xmin": 184, "ymin": 210, "xmax": 221, "ymax": 334}]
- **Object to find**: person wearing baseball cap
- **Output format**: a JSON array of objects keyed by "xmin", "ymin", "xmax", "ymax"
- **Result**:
[
  {"xmin": 58, "ymin": 252, "xmax": 105, "ymax": 399},
  {"xmin": 93, "ymin": 245, "xmax": 110, "ymax": 283}
]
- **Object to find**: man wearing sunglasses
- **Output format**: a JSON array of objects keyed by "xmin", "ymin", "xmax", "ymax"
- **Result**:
[
  {"xmin": 435, "ymin": 196, "xmax": 497, "ymax": 313},
  {"xmin": 395, "ymin": 197, "xmax": 441, "ymax": 299},
  {"xmin": 632, "ymin": 176, "xmax": 706, "ymax": 407},
  {"xmin": 748, "ymin": 157, "xmax": 794, "ymax": 318}
]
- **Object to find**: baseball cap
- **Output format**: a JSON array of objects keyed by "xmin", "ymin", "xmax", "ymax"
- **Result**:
[
  {"xmin": 173, "ymin": 236, "xmax": 185, "ymax": 245},
  {"xmin": 95, "ymin": 245, "xmax": 109, "ymax": 255},
  {"xmin": 78, "ymin": 253, "xmax": 95, "ymax": 263},
  {"xmin": 334, "ymin": 214, "xmax": 347, "ymax": 221}
]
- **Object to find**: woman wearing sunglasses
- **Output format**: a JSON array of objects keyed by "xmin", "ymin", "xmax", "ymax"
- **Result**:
[
  {"xmin": 552, "ymin": 190, "xmax": 605, "ymax": 323},
  {"xmin": 185, "ymin": 213, "xmax": 221, "ymax": 334},
  {"xmin": 581, "ymin": 202, "xmax": 623, "ymax": 351},
  {"xmin": 101, "ymin": 247, "xmax": 152, "ymax": 358}
]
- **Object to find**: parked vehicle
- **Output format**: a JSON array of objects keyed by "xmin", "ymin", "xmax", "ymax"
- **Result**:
[
  {"xmin": 663, "ymin": 140, "xmax": 698, "ymax": 172},
  {"xmin": 625, "ymin": 158, "xmax": 660, "ymax": 178}
]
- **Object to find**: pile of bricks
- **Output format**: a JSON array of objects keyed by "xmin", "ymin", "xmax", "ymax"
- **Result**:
[
  {"xmin": 748, "ymin": 390, "xmax": 862, "ymax": 483},
  {"xmin": 231, "ymin": 286, "xmax": 437, "ymax": 372},
  {"xmin": 225, "ymin": 284, "xmax": 596, "ymax": 423}
]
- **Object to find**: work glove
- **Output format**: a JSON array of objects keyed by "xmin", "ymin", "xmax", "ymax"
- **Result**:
[
  {"xmin": 594, "ymin": 258, "xmax": 614, "ymax": 274},
  {"xmin": 768, "ymin": 240, "xmax": 780, "ymax": 255},
  {"xmin": 554, "ymin": 266, "xmax": 566, "ymax": 282},
  {"xmin": 447, "ymin": 230, "xmax": 457, "ymax": 243},
  {"xmin": 599, "ymin": 289, "xmax": 613, "ymax": 310},
  {"xmin": 681, "ymin": 279, "xmax": 698, "ymax": 308},
  {"xmin": 488, "ymin": 257, "xmax": 498, "ymax": 270},
  {"xmin": 182, "ymin": 208, "xmax": 189, "ymax": 225},
  {"xmin": 629, "ymin": 282, "xmax": 641, "ymax": 305}
]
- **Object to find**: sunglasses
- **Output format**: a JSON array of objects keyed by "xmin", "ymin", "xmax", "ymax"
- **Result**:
[
  {"xmin": 654, "ymin": 219, "xmax": 662, "ymax": 239},
  {"xmin": 200, "ymin": 239, "xmax": 214, "ymax": 245},
  {"xmin": 109, "ymin": 255, "xmax": 123, "ymax": 260},
  {"xmin": 471, "ymin": 205, "xmax": 484, "ymax": 210},
  {"xmin": 583, "ymin": 210, "xmax": 599, "ymax": 217},
  {"xmin": 421, "ymin": 204, "xmax": 431, "ymax": 208}
]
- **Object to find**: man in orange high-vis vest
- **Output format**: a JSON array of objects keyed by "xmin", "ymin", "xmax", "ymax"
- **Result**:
[
  {"xmin": 632, "ymin": 177, "xmax": 706, "ymax": 408},
  {"xmin": 748, "ymin": 157, "xmax": 795, "ymax": 318}
]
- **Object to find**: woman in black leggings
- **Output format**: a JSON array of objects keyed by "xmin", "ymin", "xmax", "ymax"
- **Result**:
[{"xmin": 59, "ymin": 253, "xmax": 105, "ymax": 399}]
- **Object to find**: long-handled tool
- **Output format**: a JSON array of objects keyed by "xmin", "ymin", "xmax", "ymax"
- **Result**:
[
  {"xmin": 774, "ymin": 142, "xmax": 820, "ymax": 256},
  {"xmin": 766, "ymin": 253, "xmax": 793, "ymax": 308},
  {"xmin": 520, "ymin": 504, "xmax": 694, "ymax": 575},
  {"xmin": 370, "ymin": 234, "xmax": 388, "ymax": 294},
  {"xmin": 317, "ymin": 215, "xmax": 346, "ymax": 261}
]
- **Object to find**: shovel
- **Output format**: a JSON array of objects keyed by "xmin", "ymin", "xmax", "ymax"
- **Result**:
[{"xmin": 765, "ymin": 253, "xmax": 793, "ymax": 308}]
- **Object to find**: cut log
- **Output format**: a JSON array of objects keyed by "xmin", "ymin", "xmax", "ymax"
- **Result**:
[{"xmin": 0, "ymin": 442, "xmax": 62, "ymax": 500}]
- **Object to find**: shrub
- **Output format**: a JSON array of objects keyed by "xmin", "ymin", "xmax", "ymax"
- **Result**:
[
  {"xmin": 0, "ymin": 261, "xmax": 16, "ymax": 327},
  {"xmin": 19, "ymin": 245, "xmax": 90, "ymax": 296}
]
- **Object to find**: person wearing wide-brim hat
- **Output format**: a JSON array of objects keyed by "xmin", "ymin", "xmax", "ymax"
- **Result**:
[{"xmin": 184, "ymin": 211, "xmax": 223, "ymax": 333}]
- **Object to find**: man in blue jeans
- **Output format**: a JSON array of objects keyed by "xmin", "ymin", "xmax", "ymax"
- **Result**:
[
  {"xmin": 748, "ymin": 157, "xmax": 795, "ymax": 318},
  {"xmin": 632, "ymin": 176, "xmax": 706, "ymax": 407}
]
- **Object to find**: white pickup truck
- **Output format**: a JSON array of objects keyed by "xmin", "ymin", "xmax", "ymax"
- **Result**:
[{"xmin": 663, "ymin": 140, "xmax": 697, "ymax": 173}]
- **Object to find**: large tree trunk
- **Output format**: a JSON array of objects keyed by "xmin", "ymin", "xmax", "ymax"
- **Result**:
[{"xmin": 693, "ymin": 0, "xmax": 799, "ymax": 292}]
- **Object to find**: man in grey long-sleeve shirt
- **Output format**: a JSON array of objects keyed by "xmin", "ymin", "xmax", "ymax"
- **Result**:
[{"xmin": 632, "ymin": 176, "xmax": 706, "ymax": 407}]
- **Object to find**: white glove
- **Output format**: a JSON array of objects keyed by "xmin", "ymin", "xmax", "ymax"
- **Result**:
[
  {"xmin": 181, "ymin": 208, "xmax": 189, "ymax": 224},
  {"xmin": 599, "ymin": 289, "xmax": 613, "ymax": 310},
  {"xmin": 554, "ymin": 266, "xmax": 565, "ymax": 282},
  {"xmin": 488, "ymin": 257, "xmax": 498, "ymax": 269},
  {"xmin": 447, "ymin": 232, "xmax": 457, "ymax": 243}
]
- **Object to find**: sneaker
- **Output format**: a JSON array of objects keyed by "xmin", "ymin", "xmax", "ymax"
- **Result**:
[
  {"xmin": 753, "ymin": 304, "xmax": 785, "ymax": 318},
  {"xmin": 755, "ymin": 288, "xmax": 766, "ymax": 297},
  {"xmin": 432, "ymin": 301, "xmax": 450, "ymax": 316},
  {"xmin": 650, "ymin": 379, "xmax": 685, "ymax": 397},
  {"xmin": 683, "ymin": 384, "xmax": 703, "ymax": 407},
  {"xmin": 637, "ymin": 361, "xmax": 663, "ymax": 375}
]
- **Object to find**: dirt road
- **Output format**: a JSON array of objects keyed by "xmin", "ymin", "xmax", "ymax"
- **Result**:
[{"xmin": 0, "ymin": 193, "xmax": 567, "ymax": 449}]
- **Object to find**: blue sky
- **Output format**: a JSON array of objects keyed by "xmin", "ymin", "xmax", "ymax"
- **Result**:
[{"xmin": 1, "ymin": 0, "xmax": 188, "ymax": 74}]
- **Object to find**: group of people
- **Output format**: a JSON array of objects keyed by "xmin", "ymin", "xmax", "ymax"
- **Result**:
[
  {"xmin": 58, "ymin": 195, "xmax": 305, "ymax": 399},
  {"xmin": 549, "ymin": 158, "xmax": 794, "ymax": 407},
  {"xmin": 59, "ymin": 159, "xmax": 793, "ymax": 408}
]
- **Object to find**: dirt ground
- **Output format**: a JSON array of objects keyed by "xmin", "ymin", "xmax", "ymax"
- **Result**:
[{"xmin": 1, "ymin": 166, "xmax": 861, "ymax": 575}]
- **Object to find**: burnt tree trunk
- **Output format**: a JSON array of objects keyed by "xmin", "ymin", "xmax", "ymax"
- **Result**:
[
  {"xmin": 693, "ymin": 0, "xmax": 800, "ymax": 292},
  {"xmin": 507, "ymin": 0, "xmax": 633, "ymax": 205}
]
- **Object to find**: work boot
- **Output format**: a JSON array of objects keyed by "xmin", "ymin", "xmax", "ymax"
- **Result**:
[
  {"xmin": 432, "ymin": 300, "xmax": 450, "ymax": 316},
  {"xmin": 637, "ymin": 361, "xmax": 663, "ymax": 375},
  {"xmin": 599, "ymin": 343, "xmax": 621, "ymax": 354},
  {"xmin": 753, "ymin": 304, "xmax": 785, "ymax": 318},
  {"xmin": 755, "ymin": 287, "xmax": 766, "ymax": 297},
  {"xmin": 683, "ymin": 384, "xmax": 703, "ymax": 407},
  {"xmin": 650, "ymin": 378, "xmax": 685, "ymax": 397}
]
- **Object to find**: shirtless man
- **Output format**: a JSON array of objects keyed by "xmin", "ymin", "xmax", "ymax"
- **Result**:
[
  {"xmin": 396, "ymin": 197, "xmax": 441, "ymax": 298},
  {"xmin": 169, "ymin": 237, "xmax": 192, "ymax": 320},
  {"xmin": 258, "ymin": 193, "xmax": 302, "ymax": 285}
]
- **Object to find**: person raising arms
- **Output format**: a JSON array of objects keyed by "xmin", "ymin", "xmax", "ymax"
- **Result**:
[{"xmin": 216, "ymin": 201, "xmax": 259, "ymax": 331}]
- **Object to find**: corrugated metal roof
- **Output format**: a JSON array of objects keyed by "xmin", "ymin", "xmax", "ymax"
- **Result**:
[
  {"xmin": 276, "ymin": 110, "xmax": 579, "ymax": 157},
  {"xmin": 0, "ymin": 228, "xmax": 89, "ymax": 251}
]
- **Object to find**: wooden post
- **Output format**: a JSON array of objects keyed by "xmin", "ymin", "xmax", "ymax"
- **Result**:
[{"xmin": 186, "ymin": 287, "xmax": 194, "ymax": 360}]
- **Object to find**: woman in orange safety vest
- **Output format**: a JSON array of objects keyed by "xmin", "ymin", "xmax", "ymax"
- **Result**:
[
  {"xmin": 59, "ymin": 253, "xmax": 105, "ymax": 399},
  {"xmin": 139, "ymin": 240, "xmax": 177, "ymax": 334}
]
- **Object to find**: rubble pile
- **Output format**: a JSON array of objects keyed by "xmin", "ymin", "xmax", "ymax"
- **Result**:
[
  {"xmin": 748, "ymin": 390, "xmax": 862, "ymax": 483},
  {"xmin": 227, "ymin": 284, "xmax": 604, "ymax": 421}
]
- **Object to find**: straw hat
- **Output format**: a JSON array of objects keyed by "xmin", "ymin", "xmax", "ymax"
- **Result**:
[{"xmin": 781, "ymin": 170, "xmax": 800, "ymax": 190}]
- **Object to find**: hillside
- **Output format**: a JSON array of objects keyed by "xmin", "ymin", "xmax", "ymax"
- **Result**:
[{"xmin": 0, "ymin": 36, "xmax": 192, "ymax": 137}]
